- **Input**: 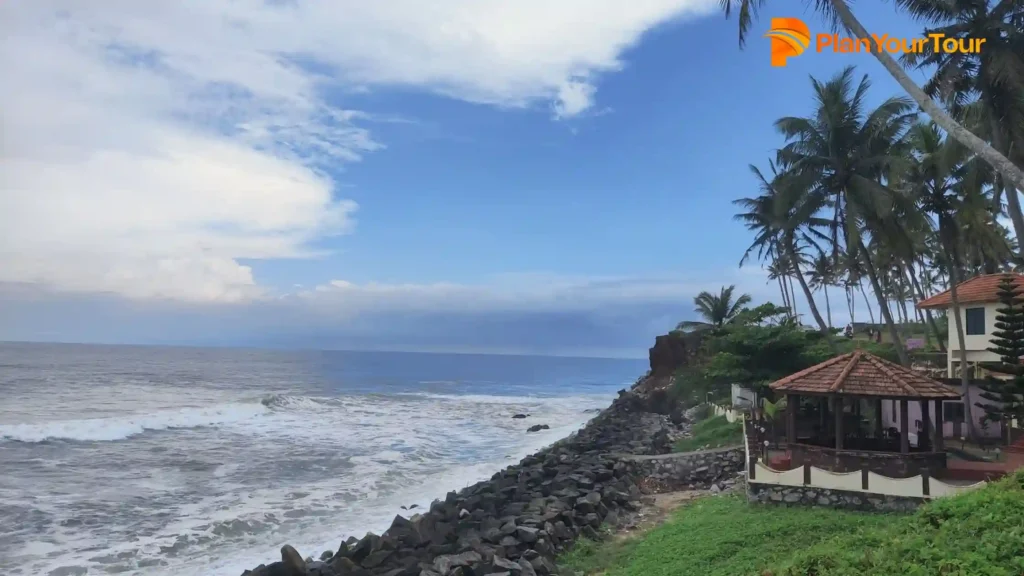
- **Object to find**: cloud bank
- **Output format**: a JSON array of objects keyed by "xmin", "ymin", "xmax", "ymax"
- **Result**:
[{"xmin": 1, "ymin": 0, "xmax": 717, "ymax": 306}]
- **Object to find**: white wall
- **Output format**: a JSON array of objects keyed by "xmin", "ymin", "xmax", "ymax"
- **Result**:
[{"xmin": 944, "ymin": 302, "xmax": 1001, "ymax": 377}]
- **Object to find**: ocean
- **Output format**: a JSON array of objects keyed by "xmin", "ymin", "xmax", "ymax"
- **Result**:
[{"xmin": 0, "ymin": 342, "xmax": 644, "ymax": 576}]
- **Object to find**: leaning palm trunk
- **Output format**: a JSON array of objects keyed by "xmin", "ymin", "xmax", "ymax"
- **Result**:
[
  {"xmin": 946, "ymin": 262, "xmax": 978, "ymax": 441},
  {"xmin": 907, "ymin": 264, "xmax": 946, "ymax": 352},
  {"xmin": 829, "ymin": 0, "xmax": 1024, "ymax": 195},
  {"xmin": 788, "ymin": 245, "xmax": 832, "ymax": 338},
  {"xmin": 989, "ymin": 108, "xmax": 1024, "ymax": 256},
  {"xmin": 823, "ymin": 285, "xmax": 832, "ymax": 328},
  {"xmin": 858, "ymin": 240, "xmax": 910, "ymax": 365},
  {"xmin": 788, "ymin": 274, "xmax": 799, "ymax": 318},
  {"xmin": 909, "ymin": 264, "xmax": 946, "ymax": 350},
  {"xmin": 859, "ymin": 283, "xmax": 876, "ymax": 324}
]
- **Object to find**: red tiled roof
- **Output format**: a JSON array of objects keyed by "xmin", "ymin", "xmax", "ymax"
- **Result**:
[
  {"xmin": 770, "ymin": 350, "xmax": 961, "ymax": 399},
  {"xmin": 917, "ymin": 273, "xmax": 1024, "ymax": 310}
]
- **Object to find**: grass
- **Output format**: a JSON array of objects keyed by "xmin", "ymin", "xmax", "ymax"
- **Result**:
[
  {"xmin": 673, "ymin": 415, "xmax": 743, "ymax": 453},
  {"xmin": 558, "ymin": 494, "xmax": 896, "ymax": 576},
  {"xmin": 558, "ymin": 471, "xmax": 1024, "ymax": 576}
]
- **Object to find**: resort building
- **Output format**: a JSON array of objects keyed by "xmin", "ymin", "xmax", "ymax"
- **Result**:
[{"xmin": 916, "ymin": 273, "xmax": 1024, "ymax": 380}]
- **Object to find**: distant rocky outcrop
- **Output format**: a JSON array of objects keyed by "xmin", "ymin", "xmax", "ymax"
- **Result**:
[{"xmin": 240, "ymin": 389, "xmax": 679, "ymax": 576}]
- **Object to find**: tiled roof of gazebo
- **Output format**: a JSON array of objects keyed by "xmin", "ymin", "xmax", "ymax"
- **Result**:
[{"xmin": 769, "ymin": 350, "xmax": 961, "ymax": 399}]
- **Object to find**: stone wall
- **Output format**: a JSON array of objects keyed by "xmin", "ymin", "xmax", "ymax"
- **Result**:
[
  {"xmin": 625, "ymin": 447, "xmax": 746, "ymax": 493},
  {"xmin": 240, "ymin": 389, "xmax": 681, "ymax": 576},
  {"xmin": 747, "ymin": 482, "xmax": 923, "ymax": 513}
]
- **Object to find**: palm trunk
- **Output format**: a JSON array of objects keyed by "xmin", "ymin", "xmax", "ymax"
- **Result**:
[
  {"xmin": 777, "ymin": 276, "xmax": 792, "ymax": 316},
  {"xmin": 788, "ymin": 245, "xmax": 833, "ymax": 339},
  {"xmin": 906, "ymin": 264, "xmax": 946, "ymax": 352},
  {"xmin": 823, "ymin": 285, "xmax": 832, "ymax": 328},
  {"xmin": 990, "ymin": 108, "xmax": 1024, "ymax": 257},
  {"xmin": 829, "ymin": 0, "xmax": 1024, "ymax": 193},
  {"xmin": 858, "ymin": 239, "xmax": 910, "ymax": 365},
  {"xmin": 788, "ymin": 274, "xmax": 799, "ymax": 319},
  {"xmin": 847, "ymin": 285, "xmax": 856, "ymax": 325},
  {"xmin": 946, "ymin": 259, "xmax": 978, "ymax": 441},
  {"xmin": 859, "ymin": 282, "xmax": 876, "ymax": 324}
]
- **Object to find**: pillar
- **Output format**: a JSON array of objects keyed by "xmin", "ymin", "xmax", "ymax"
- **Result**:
[
  {"xmin": 900, "ymin": 400, "xmax": 910, "ymax": 454},
  {"xmin": 835, "ymin": 396, "xmax": 844, "ymax": 450},
  {"xmin": 874, "ymin": 398, "xmax": 883, "ymax": 439},
  {"xmin": 920, "ymin": 399, "xmax": 932, "ymax": 451},
  {"xmin": 933, "ymin": 399, "xmax": 944, "ymax": 452},
  {"xmin": 786, "ymin": 394, "xmax": 797, "ymax": 444}
]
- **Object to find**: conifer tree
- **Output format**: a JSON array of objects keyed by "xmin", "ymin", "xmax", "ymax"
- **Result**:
[{"xmin": 975, "ymin": 274, "xmax": 1024, "ymax": 442}]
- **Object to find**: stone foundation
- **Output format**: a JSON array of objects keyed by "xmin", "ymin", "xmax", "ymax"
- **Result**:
[{"xmin": 746, "ymin": 482, "xmax": 923, "ymax": 513}]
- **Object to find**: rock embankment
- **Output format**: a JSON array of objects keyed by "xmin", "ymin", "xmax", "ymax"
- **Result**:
[{"xmin": 241, "ymin": 389, "xmax": 680, "ymax": 576}]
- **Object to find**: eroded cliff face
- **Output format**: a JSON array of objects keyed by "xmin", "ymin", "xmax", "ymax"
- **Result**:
[{"xmin": 638, "ymin": 331, "xmax": 703, "ymax": 392}]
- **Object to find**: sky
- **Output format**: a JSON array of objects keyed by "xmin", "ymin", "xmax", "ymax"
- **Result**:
[{"xmin": 0, "ymin": 0, "xmax": 939, "ymax": 358}]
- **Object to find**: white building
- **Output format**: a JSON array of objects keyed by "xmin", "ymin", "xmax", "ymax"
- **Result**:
[{"xmin": 917, "ymin": 273, "xmax": 1024, "ymax": 379}]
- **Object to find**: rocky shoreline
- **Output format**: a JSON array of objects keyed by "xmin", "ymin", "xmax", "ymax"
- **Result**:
[{"xmin": 240, "ymin": 384, "xmax": 694, "ymax": 576}]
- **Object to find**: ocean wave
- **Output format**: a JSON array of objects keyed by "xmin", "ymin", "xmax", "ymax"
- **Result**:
[{"xmin": 0, "ymin": 402, "xmax": 271, "ymax": 443}]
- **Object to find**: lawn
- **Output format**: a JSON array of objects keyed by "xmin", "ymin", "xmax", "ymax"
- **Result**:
[
  {"xmin": 672, "ymin": 415, "xmax": 743, "ymax": 453},
  {"xmin": 559, "ymin": 471, "xmax": 1024, "ymax": 576}
]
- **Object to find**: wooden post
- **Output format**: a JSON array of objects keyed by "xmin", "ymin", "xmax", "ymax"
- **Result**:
[
  {"xmin": 803, "ymin": 463, "xmax": 811, "ymax": 485},
  {"xmin": 921, "ymin": 468, "xmax": 931, "ymax": 497},
  {"xmin": 748, "ymin": 456, "xmax": 757, "ymax": 480},
  {"xmin": 920, "ymin": 399, "xmax": 932, "ymax": 451},
  {"xmin": 933, "ymin": 399, "xmax": 944, "ymax": 452},
  {"xmin": 835, "ymin": 396, "xmax": 844, "ymax": 450},
  {"xmin": 786, "ymin": 394, "xmax": 797, "ymax": 444},
  {"xmin": 819, "ymin": 397, "xmax": 828, "ymax": 436},
  {"xmin": 861, "ymin": 467, "xmax": 869, "ymax": 490},
  {"xmin": 900, "ymin": 400, "xmax": 910, "ymax": 454},
  {"xmin": 874, "ymin": 398, "xmax": 884, "ymax": 439}
]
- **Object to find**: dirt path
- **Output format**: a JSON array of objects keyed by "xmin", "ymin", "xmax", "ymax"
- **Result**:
[{"xmin": 612, "ymin": 490, "xmax": 707, "ymax": 541}]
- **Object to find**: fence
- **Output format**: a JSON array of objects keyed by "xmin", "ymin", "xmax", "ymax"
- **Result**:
[
  {"xmin": 742, "ymin": 419, "xmax": 987, "ymax": 500},
  {"xmin": 711, "ymin": 404, "xmax": 741, "ymax": 423}
]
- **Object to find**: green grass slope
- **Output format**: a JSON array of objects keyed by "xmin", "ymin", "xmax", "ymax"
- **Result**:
[
  {"xmin": 672, "ymin": 414, "xmax": 743, "ymax": 453},
  {"xmin": 560, "ymin": 470, "xmax": 1024, "ymax": 576}
]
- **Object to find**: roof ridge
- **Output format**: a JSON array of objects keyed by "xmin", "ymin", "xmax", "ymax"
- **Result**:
[
  {"xmin": 772, "ymin": 352, "xmax": 853, "ymax": 389},
  {"xmin": 864, "ymin": 354, "xmax": 918, "ymax": 396},
  {"xmin": 828, "ymin": 350, "xmax": 861, "ymax": 393}
]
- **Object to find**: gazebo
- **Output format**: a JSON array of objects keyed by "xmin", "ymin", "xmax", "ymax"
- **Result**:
[{"xmin": 768, "ymin": 350, "xmax": 962, "ymax": 478}]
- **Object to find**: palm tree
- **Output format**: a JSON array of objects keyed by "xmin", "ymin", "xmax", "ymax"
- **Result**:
[
  {"xmin": 734, "ymin": 163, "xmax": 833, "ymax": 335},
  {"xmin": 766, "ymin": 258, "xmax": 794, "ymax": 315},
  {"xmin": 773, "ymin": 66, "xmax": 916, "ymax": 364},
  {"xmin": 676, "ymin": 285, "xmax": 753, "ymax": 331},
  {"xmin": 899, "ymin": 0, "xmax": 1024, "ymax": 252},
  {"xmin": 903, "ymin": 121, "xmax": 982, "ymax": 438},
  {"xmin": 807, "ymin": 252, "xmax": 836, "ymax": 328},
  {"xmin": 719, "ymin": 0, "xmax": 1024, "ymax": 193}
]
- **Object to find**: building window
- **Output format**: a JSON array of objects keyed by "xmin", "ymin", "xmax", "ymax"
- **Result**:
[
  {"xmin": 965, "ymin": 307, "xmax": 985, "ymax": 335},
  {"xmin": 943, "ymin": 402, "xmax": 965, "ymax": 423}
]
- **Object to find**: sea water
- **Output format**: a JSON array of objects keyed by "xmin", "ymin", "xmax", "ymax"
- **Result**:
[{"xmin": 0, "ymin": 342, "xmax": 643, "ymax": 575}]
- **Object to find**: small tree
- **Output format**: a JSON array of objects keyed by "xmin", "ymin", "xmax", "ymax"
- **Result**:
[{"xmin": 975, "ymin": 274, "xmax": 1024, "ymax": 444}]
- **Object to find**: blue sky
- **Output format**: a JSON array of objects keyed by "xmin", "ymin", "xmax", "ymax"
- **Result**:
[{"xmin": 0, "ymin": 0, "xmax": 935, "ymax": 357}]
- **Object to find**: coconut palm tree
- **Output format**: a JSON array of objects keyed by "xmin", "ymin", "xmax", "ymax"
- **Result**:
[
  {"xmin": 807, "ymin": 252, "xmax": 837, "ymax": 328},
  {"xmin": 773, "ymin": 66, "xmax": 917, "ymax": 364},
  {"xmin": 766, "ymin": 258, "xmax": 794, "ymax": 315},
  {"xmin": 904, "ymin": 120, "xmax": 983, "ymax": 437},
  {"xmin": 734, "ymin": 163, "xmax": 833, "ymax": 336},
  {"xmin": 898, "ymin": 0, "xmax": 1024, "ymax": 252},
  {"xmin": 676, "ymin": 285, "xmax": 753, "ymax": 331},
  {"xmin": 719, "ymin": 0, "xmax": 1024, "ymax": 193}
]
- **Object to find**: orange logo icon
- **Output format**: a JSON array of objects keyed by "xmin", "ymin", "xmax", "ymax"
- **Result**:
[{"xmin": 764, "ymin": 18, "xmax": 811, "ymax": 67}]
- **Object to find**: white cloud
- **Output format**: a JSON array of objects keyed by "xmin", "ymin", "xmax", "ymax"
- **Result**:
[{"xmin": 0, "ymin": 0, "xmax": 715, "ymax": 303}]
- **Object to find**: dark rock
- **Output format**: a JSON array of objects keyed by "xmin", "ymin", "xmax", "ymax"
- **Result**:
[
  {"xmin": 512, "ymin": 414, "xmax": 529, "ymax": 419},
  {"xmin": 281, "ymin": 545, "xmax": 306, "ymax": 575},
  {"xmin": 526, "ymin": 424, "xmax": 550, "ymax": 433}
]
